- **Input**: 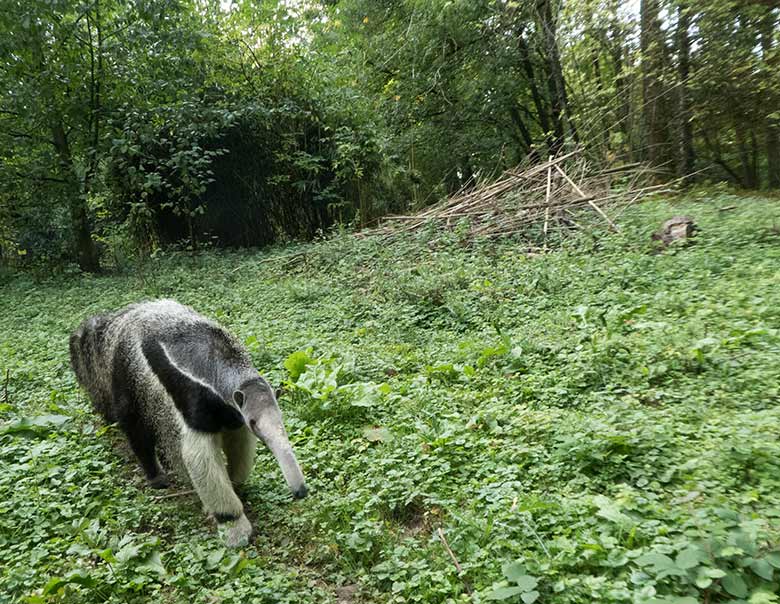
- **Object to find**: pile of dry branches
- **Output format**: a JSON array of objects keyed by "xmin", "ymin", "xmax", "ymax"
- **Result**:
[{"xmin": 367, "ymin": 150, "xmax": 672, "ymax": 244}]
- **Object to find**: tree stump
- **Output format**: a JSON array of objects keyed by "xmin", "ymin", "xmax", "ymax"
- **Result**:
[{"xmin": 652, "ymin": 215, "xmax": 696, "ymax": 247}]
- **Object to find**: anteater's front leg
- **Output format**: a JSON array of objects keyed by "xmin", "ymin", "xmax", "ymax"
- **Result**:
[
  {"xmin": 223, "ymin": 425, "xmax": 257, "ymax": 486},
  {"xmin": 180, "ymin": 429, "xmax": 252, "ymax": 547}
]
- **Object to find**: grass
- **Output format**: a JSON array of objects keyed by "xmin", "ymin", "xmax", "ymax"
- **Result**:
[{"xmin": 1, "ymin": 190, "xmax": 780, "ymax": 604}]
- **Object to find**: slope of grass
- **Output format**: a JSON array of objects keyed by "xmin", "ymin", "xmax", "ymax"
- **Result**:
[{"xmin": 1, "ymin": 191, "xmax": 780, "ymax": 604}]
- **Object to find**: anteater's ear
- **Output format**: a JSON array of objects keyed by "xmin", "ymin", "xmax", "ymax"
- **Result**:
[{"xmin": 233, "ymin": 389, "xmax": 245, "ymax": 408}]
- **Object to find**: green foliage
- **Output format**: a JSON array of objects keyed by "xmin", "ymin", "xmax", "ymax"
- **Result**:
[
  {"xmin": 283, "ymin": 351, "xmax": 384, "ymax": 420},
  {"xmin": 0, "ymin": 0, "xmax": 390, "ymax": 268},
  {"xmin": 485, "ymin": 560, "xmax": 540, "ymax": 602},
  {"xmin": 4, "ymin": 0, "xmax": 779, "ymax": 270},
  {"xmin": 284, "ymin": 349, "xmax": 317, "ymax": 382},
  {"xmin": 1, "ymin": 194, "xmax": 780, "ymax": 603}
]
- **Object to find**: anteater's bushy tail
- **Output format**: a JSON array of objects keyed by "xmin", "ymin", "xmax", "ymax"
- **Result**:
[{"xmin": 69, "ymin": 313, "xmax": 117, "ymax": 423}]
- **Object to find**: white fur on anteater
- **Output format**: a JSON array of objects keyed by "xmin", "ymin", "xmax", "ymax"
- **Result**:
[{"xmin": 69, "ymin": 299, "xmax": 307, "ymax": 547}]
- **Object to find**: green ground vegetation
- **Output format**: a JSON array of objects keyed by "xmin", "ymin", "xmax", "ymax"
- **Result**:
[{"xmin": 1, "ymin": 192, "xmax": 780, "ymax": 604}]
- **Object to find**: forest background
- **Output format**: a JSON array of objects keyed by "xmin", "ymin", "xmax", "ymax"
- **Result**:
[{"xmin": 1, "ymin": 0, "xmax": 778, "ymax": 270}]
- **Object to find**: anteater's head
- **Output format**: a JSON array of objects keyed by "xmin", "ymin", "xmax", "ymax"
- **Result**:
[{"xmin": 232, "ymin": 379, "xmax": 308, "ymax": 499}]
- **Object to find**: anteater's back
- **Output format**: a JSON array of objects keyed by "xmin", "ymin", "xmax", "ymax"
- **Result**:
[{"xmin": 69, "ymin": 299, "xmax": 255, "ymax": 474}]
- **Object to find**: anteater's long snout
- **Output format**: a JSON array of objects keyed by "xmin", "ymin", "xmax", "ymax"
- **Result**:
[{"xmin": 249, "ymin": 419, "xmax": 308, "ymax": 499}]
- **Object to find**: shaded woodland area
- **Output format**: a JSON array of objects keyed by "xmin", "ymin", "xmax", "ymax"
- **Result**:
[
  {"xmin": 1, "ymin": 0, "xmax": 778, "ymax": 271},
  {"xmin": 3, "ymin": 3, "xmax": 780, "ymax": 603}
]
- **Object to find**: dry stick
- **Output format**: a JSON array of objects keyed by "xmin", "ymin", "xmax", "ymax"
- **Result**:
[
  {"xmin": 437, "ymin": 527, "xmax": 473, "ymax": 594},
  {"xmin": 151, "ymin": 489, "xmax": 195, "ymax": 500},
  {"xmin": 373, "ymin": 156, "xmax": 656, "ymax": 240},
  {"xmin": 554, "ymin": 164, "xmax": 619, "ymax": 231},
  {"xmin": 508, "ymin": 149, "xmax": 580, "ymax": 179},
  {"xmin": 610, "ymin": 170, "xmax": 703, "ymax": 221},
  {"xmin": 612, "ymin": 188, "xmax": 650, "ymax": 221},
  {"xmin": 562, "ymin": 209, "xmax": 585, "ymax": 230},
  {"xmin": 594, "ymin": 162, "xmax": 643, "ymax": 176},
  {"xmin": 390, "ymin": 188, "xmax": 606, "ymax": 228},
  {"xmin": 543, "ymin": 155, "xmax": 553, "ymax": 250}
]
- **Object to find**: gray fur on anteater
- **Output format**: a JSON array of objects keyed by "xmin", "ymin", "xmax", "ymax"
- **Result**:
[{"xmin": 69, "ymin": 299, "xmax": 307, "ymax": 547}]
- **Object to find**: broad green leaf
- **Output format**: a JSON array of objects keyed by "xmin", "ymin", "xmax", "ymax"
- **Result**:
[
  {"xmin": 486, "ymin": 586, "xmax": 524, "ymax": 600},
  {"xmin": 749, "ymin": 589, "xmax": 780, "ymax": 604},
  {"xmin": 722, "ymin": 572, "xmax": 748, "ymax": 598},
  {"xmin": 637, "ymin": 553, "xmax": 675, "ymax": 569},
  {"xmin": 206, "ymin": 548, "xmax": 225, "ymax": 568},
  {"xmin": 501, "ymin": 561, "xmax": 526, "ymax": 583},
  {"xmin": 705, "ymin": 568, "xmax": 727, "ymax": 578},
  {"xmin": 42, "ymin": 577, "xmax": 68, "ymax": 595},
  {"xmin": 362, "ymin": 426, "xmax": 392, "ymax": 443},
  {"xmin": 1, "ymin": 414, "xmax": 71, "ymax": 435},
  {"xmin": 750, "ymin": 559, "xmax": 774, "ymax": 581},
  {"xmin": 137, "ymin": 550, "xmax": 166, "ymax": 575},
  {"xmin": 97, "ymin": 548, "xmax": 116, "ymax": 564},
  {"xmin": 694, "ymin": 573, "xmax": 712, "ymax": 589},
  {"xmin": 284, "ymin": 350, "xmax": 315, "ymax": 382},
  {"xmin": 222, "ymin": 554, "xmax": 249, "ymax": 575},
  {"xmin": 594, "ymin": 495, "xmax": 633, "ymax": 527},
  {"xmin": 43, "ymin": 569, "xmax": 95, "ymax": 594},
  {"xmin": 514, "ymin": 575, "xmax": 538, "ymax": 592},
  {"xmin": 675, "ymin": 547, "xmax": 703, "ymax": 570},
  {"xmin": 116, "ymin": 542, "xmax": 142, "ymax": 563},
  {"xmin": 521, "ymin": 591, "xmax": 540, "ymax": 604},
  {"xmin": 765, "ymin": 552, "xmax": 780, "ymax": 569}
]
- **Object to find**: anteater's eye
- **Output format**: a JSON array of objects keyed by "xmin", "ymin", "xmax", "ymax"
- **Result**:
[{"xmin": 233, "ymin": 390, "xmax": 245, "ymax": 408}]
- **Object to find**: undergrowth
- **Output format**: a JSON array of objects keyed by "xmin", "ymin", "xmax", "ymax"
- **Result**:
[{"xmin": 1, "ymin": 191, "xmax": 779, "ymax": 603}]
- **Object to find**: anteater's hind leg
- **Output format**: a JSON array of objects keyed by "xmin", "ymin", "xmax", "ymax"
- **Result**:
[
  {"xmin": 181, "ymin": 428, "xmax": 252, "ymax": 547},
  {"xmin": 112, "ymin": 348, "xmax": 169, "ymax": 489},
  {"xmin": 117, "ymin": 402, "xmax": 169, "ymax": 489}
]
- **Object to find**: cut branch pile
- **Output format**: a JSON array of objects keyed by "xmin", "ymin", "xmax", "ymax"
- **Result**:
[{"xmin": 366, "ymin": 150, "xmax": 674, "ymax": 244}]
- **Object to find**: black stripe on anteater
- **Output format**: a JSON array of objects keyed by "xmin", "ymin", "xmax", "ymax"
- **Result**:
[{"xmin": 140, "ymin": 337, "xmax": 244, "ymax": 433}]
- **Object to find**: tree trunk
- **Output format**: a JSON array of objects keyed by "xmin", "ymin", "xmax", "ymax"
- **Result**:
[
  {"xmin": 702, "ymin": 128, "xmax": 743, "ymax": 185},
  {"xmin": 751, "ymin": 129, "xmax": 760, "ymax": 189},
  {"xmin": 508, "ymin": 104, "xmax": 535, "ymax": 153},
  {"xmin": 609, "ymin": 21, "xmax": 632, "ymax": 161},
  {"xmin": 51, "ymin": 122, "xmax": 101, "ymax": 271},
  {"xmin": 536, "ymin": 0, "xmax": 578, "ymax": 150},
  {"xmin": 592, "ymin": 47, "xmax": 610, "ymax": 154},
  {"xmin": 760, "ymin": 9, "xmax": 780, "ymax": 188},
  {"xmin": 31, "ymin": 24, "xmax": 100, "ymax": 272},
  {"xmin": 517, "ymin": 30, "xmax": 554, "ymax": 151},
  {"xmin": 736, "ymin": 128, "xmax": 759, "ymax": 189},
  {"xmin": 675, "ymin": 2, "xmax": 696, "ymax": 179},
  {"xmin": 640, "ymin": 0, "xmax": 673, "ymax": 176}
]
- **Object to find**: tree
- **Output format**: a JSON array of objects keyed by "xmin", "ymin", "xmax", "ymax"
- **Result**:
[
  {"xmin": 760, "ymin": 8, "xmax": 780, "ymax": 188},
  {"xmin": 0, "ymin": 1, "xmax": 106, "ymax": 270},
  {"xmin": 675, "ymin": 1, "xmax": 696, "ymax": 178},
  {"xmin": 640, "ymin": 0, "xmax": 673, "ymax": 175}
]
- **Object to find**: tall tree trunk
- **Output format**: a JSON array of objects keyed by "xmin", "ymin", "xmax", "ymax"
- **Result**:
[
  {"xmin": 751, "ymin": 129, "xmax": 760, "ymax": 189},
  {"xmin": 609, "ymin": 22, "xmax": 632, "ymax": 161},
  {"xmin": 536, "ymin": 0, "xmax": 578, "ymax": 151},
  {"xmin": 640, "ymin": 0, "xmax": 673, "ymax": 176},
  {"xmin": 51, "ymin": 122, "xmax": 101, "ymax": 271},
  {"xmin": 760, "ymin": 9, "xmax": 780, "ymax": 188},
  {"xmin": 518, "ymin": 30, "xmax": 554, "ymax": 151},
  {"xmin": 592, "ymin": 46, "xmax": 611, "ymax": 154},
  {"xmin": 736, "ymin": 128, "xmax": 759, "ymax": 189},
  {"xmin": 508, "ymin": 104, "xmax": 535, "ymax": 153},
  {"xmin": 675, "ymin": 2, "xmax": 696, "ymax": 179},
  {"xmin": 30, "ymin": 25, "xmax": 100, "ymax": 272},
  {"xmin": 702, "ymin": 128, "xmax": 744, "ymax": 185}
]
